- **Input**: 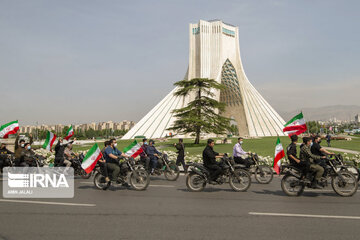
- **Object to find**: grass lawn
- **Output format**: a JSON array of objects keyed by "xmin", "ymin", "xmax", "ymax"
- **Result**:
[{"xmin": 326, "ymin": 138, "xmax": 360, "ymax": 152}]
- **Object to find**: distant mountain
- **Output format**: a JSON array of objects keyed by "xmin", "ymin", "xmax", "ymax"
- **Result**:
[{"xmin": 279, "ymin": 105, "xmax": 360, "ymax": 122}]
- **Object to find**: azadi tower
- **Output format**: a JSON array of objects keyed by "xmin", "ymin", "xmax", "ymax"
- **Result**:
[{"xmin": 122, "ymin": 20, "xmax": 285, "ymax": 139}]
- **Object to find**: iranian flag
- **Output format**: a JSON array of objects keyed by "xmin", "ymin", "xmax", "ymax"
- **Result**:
[
  {"xmin": 64, "ymin": 125, "xmax": 74, "ymax": 141},
  {"xmin": 0, "ymin": 120, "xmax": 19, "ymax": 138},
  {"xmin": 123, "ymin": 140, "xmax": 143, "ymax": 158},
  {"xmin": 273, "ymin": 137, "xmax": 285, "ymax": 175},
  {"xmin": 42, "ymin": 131, "xmax": 57, "ymax": 151},
  {"xmin": 283, "ymin": 112, "xmax": 307, "ymax": 136},
  {"xmin": 81, "ymin": 143, "xmax": 103, "ymax": 174}
]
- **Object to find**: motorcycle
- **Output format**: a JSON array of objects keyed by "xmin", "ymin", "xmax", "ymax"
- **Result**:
[
  {"xmin": 0, "ymin": 154, "xmax": 15, "ymax": 171},
  {"xmin": 281, "ymin": 156, "xmax": 358, "ymax": 197},
  {"xmin": 186, "ymin": 154, "xmax": 251, "ymax": 192},
  {"xmin": 94, "ymin": 157, "xmax": 150, "ymax": 191},
  {"xmin": 239, "ymin": 153, "xmax": 274, "ymax": 184},
  {"xmin": 143, "ymin": 153, "xmax": 180, "ymax": 181},
  {"xmin": 70, "ymin": 153, "xmax": 92, "ymax": 179},
  {"xmin": 333, "ymin": 154, "xmax": 360, "ymax": 182}
]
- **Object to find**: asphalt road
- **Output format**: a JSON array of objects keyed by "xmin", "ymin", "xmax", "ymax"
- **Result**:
[{"xmin": 1, "ymin": 173, "xmax": 360, "ymax": 240}]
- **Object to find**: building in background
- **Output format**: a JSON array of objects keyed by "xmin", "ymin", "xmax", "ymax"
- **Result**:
[{"xmin": 122, "ymin": 19, "xmax": 285, "ymax": 140}]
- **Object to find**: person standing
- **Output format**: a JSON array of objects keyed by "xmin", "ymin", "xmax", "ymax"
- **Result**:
[
  {"xmin": 326, "ymin": 133, "xmax": 331, "ymax": 147},
  {"xmin": 174, "ymin": 139, "xmax": 187, "ymax": 173}
]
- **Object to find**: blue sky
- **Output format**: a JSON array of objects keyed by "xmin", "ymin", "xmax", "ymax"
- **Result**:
[{"xmin": 1, "ymin": 0, "xmax": 359, "ymax": 125}]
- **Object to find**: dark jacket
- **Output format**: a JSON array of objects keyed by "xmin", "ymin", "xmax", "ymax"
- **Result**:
[
  {"xmin": 202, "ymin": 145, "xmax": 219, "ymax": 167},
  {"xmin": 175, "ymin": 143, "xmax": 185, "ymax": 157},
  {"xmin": 15, "ymin": 135, "xmax": 33, "ymax": 159},
  {"xmin": 300, "ymin": 144, "xmax": 322, "ymax": 164},
  {"xmin": 146, "ymin": 145, "xmax": 160, "ymax": 158},
  {"xmin": 0, "ymin": 147, "xmax": 13, "ymax": 155},
  {"xmin": 54, "ymin": 141, "xmax": 67, "ymax": 165}
]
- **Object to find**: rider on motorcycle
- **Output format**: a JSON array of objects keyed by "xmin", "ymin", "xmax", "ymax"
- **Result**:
[
  {"xmin": 287, "ymin": 135, "xmax": 309, "ymax": 177},
  {"xmin": 139, "ymin": 138, "xmax": 150, "ymax": 173},
  {"xmin": 300, "ymin": 137, "xmax": 327, "ymax": 189},
  {"xmin": 0, "ymin": 143, "xmax": 13, "ymax": 170},
  {"xmin": 14, "ymin": 133, "xmax": 32, "ymax": 166},
  {"xmin": 64, "ymin": 140, "xmax": 76, "ymax": 168},
  {"xmin": 146, "ymin": 139, "xmax": 161, "ymax": 174},
  {"xmin": 311, "ymin": 135, "xmax": 335, "ymax": 170},
  {"xmin": 103, "ymin": 138, "xmax": 128, "ymax": 182},
  {"xmin": 202, "ymin": 139, "xmax": 224, "ymax": 183},
  {"xmin": 232, "ymin": 137, "xmax": 253, "ymax": 168}
]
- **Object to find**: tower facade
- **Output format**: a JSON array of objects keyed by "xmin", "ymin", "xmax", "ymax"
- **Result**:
[{"xmin": 122, "ymin": 20, "xmax": 285, "ymax": 139}]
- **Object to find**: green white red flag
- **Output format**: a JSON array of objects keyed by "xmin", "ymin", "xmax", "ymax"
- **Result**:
[
  {"xmin": 273, "ymin": 137, "xmax": 285, "ymax": 175},
  {"xmin": 0, "ymin": 120, "xmax": 19, "ymax": 138},
  {"xmin": 64, "ymin": 125, "xmax": 74, "ymax": 141},
  {"xmin": 283, "ymin": 112, "xmax": 307, "ymax": 136},
  {"xmin": 82, "ymin": 143, "xmax": 103, "ymax": 174},
  {"xmin": 42, "ymin": 131, "xmax": 57, "ymax": 151},
  {"xmin": 123, "ymin": 140, "xmax": 143, "ymax": 158}
]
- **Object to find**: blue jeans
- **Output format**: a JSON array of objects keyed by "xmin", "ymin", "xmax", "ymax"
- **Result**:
[{"xmin": 149, "ymin": 156, "xmax": 158, "ymax": 170}]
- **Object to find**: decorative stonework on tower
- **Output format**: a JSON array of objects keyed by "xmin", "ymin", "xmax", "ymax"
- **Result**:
[{"xmin": 122, "ymin": 20, "xmax": 285, "ymax": 139}]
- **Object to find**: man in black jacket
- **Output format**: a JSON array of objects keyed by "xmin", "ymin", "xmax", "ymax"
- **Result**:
[
  {"xmin": 174, "ymin": 139, "xmax": 187, "ymax": 173},
  {"xmin": 202, "ymin": 139, "xmax": 224, "ymax": 183},
  {"xmin": 54, "ymin": 137, "xmax": 73, "ymax": 167},
  {"xmin": 0, "ymin": 143, "xmax": 13, "ymax": 170}
]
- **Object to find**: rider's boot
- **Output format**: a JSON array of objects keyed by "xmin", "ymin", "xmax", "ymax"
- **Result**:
[{"xmin": 311, "ymin": 180, "xmax": 322, "ymax": 189}]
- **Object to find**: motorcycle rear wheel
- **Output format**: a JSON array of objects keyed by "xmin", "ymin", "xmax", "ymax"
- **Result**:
[
  {"xmin": 130, "ymin": 169, "xmax": 150, "ymax": 191},
  {"xmin": 281, "ymin": 174, "xmax": 304, "ymax": 196},
  {"xmin": 229, "ymin": 169, "xmax": 251, "ymax": 192},
  {"xmin": 186, "ymin": 172, "xmax": 206, "ymax": 192},
  {"xmin": 164, "ymin": 163, "xmax": 180, "ymax": 181},
  {"xmin": 332, "ymin": 171, "xmax": 358, "ymax": 197},
  {"xmin": 254, "ymin": 166, "xmax": 273, "ymax": 184},
  {"xmin": 93, "ymin": 172, "xmax": 111, "ymax": 190}
]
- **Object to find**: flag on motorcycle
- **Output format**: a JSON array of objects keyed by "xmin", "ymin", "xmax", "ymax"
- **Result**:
[
  {"xmin": 273, "ymin": 137, "xmax": 285, "ymax": 175},
  {"xmin": 81, "ymin": 143, "xmax": 103, "ymax": 174},
  {"xmin": 0, "ymin": 120, "xmax": 19, "ymax": 138},
  {"xmin": 42, "ymin": 131, "xmax": 57, "ymax": 151},
  {"xmin": 64, "ymin": 125, "xmax": 74, "ymax": 141},
  {"xmin": 123, "ymin": 140, "xmax": 143, "ymax": 158},
  {"xmin": 283, "ymin": 112, "xmax": 307, "ymax": 136}
]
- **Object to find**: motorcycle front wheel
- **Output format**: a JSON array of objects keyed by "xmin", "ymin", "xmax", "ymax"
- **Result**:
[
  {"xmin": 164, "ymin": 163, "xmax": 180, "ymax": 181},
  {"xmin": 332, "ymin": 171, "xmax": 358, "ymax": 197},
  {"xmin": 93, "ymin": 172, "xmax": 111, "ymax": 190},
  {"xmin": 254, "ymin": 166, "xmax": 273, "ymax": 184},
  {"xmin": 186, "ymin": 172, "xmax": 206, "ymax": 192},
  {"xmin": 281, "ymin": 174, "xmax": 304, "ymax": 196},
  {"xmin": 130, "ymin": 169, "xmax": 150, "ymax": 191},
  {"xmin": 229, "ymin": 169, "xmax": 251, "ymax": 192}
]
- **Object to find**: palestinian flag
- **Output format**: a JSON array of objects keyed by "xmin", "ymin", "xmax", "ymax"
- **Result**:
[
  {"xmin": 123, "ymin": 140, "xmax": 143, "ymax": 158},
  {"xmin": 81, "ymin": 143, "xmax": 103, "ymax": 174},
  {"xmin": 283, "ymin": 112, "xmax": 307, "ymax": 136},
  {"xmin": 0, "ymin": 120, "xmax": 19, "ymax": 138},
  {"xmin": 42, "ymin": 131, "xmax": 57, "ymax": 151},
  {"xmin": 64, "ymin": 125, "xmax": 74, "ymax": 141},
  {"xmin": 273, "ymin": 137, "xmax": 285, "ymax": 175}
]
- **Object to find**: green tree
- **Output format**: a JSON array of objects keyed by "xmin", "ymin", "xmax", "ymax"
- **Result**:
[{"xmin": 167, "ymin": 78, "xmax": 231, "ymax": 144}]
